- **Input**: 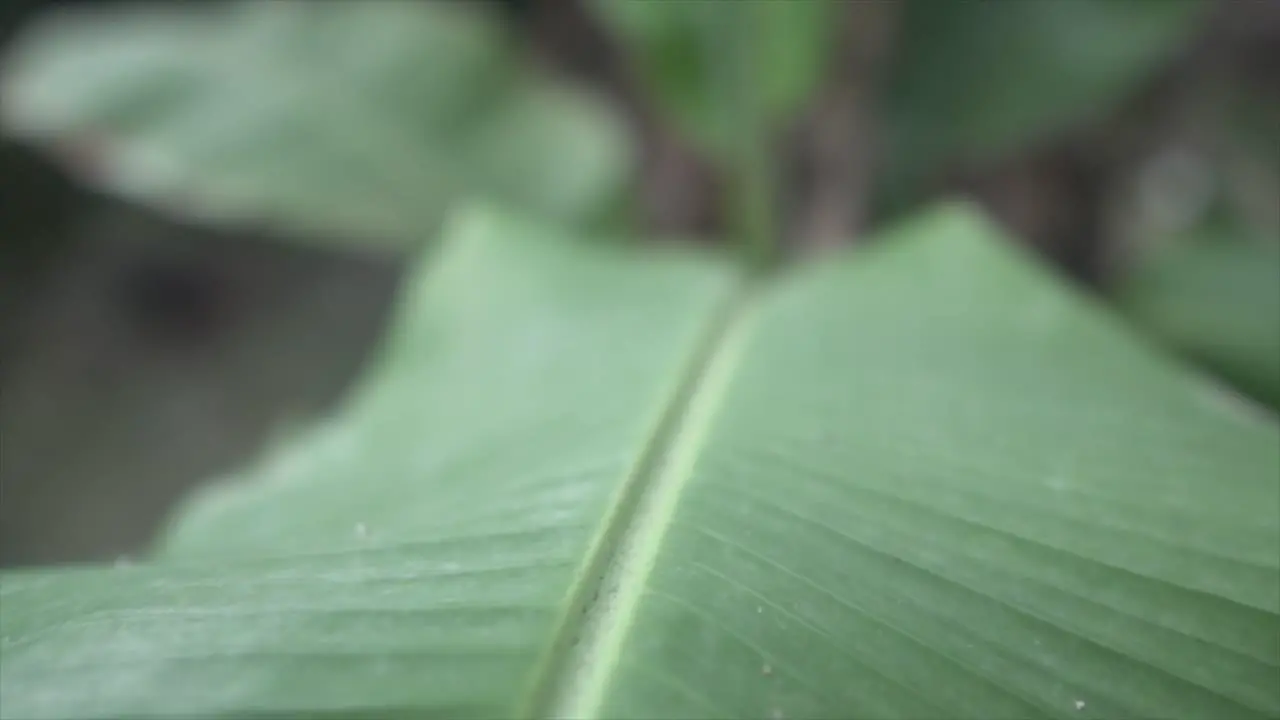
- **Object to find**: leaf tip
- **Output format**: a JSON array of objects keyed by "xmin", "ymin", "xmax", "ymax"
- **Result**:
[{"xmin": 903, "ymin": 197, "xmax": 1011, "ymax": 247}]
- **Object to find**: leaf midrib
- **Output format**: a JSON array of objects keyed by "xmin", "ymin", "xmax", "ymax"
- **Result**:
[{"xmin": 520, "ymin": 281, "xmax": 761, "ymax": 719}]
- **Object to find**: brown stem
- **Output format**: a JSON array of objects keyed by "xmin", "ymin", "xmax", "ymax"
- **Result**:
[
  {"xmin": 519, "ymin": 0, "xmax": 724, "ymax": 238},
  {"xmin": 786, "ymin": 0, "xmax": 899, "ymax": 254}
]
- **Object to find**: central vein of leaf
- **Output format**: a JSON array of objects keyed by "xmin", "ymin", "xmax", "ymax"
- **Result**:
[{"xmin": 530, "ymin": 285, "xmax": 758, "ymax": 720}]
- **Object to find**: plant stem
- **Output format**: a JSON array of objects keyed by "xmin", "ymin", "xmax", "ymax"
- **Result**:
[
  {"xmin": 521, "ymin": 0, "xmax": 724, "ymax": 239},
  {"xmin": 705, "ymin": 2, "xmax": 777, "ymax": 270},
  {"xmin": 788, "ymin": 0, "xmax": 899, "ymax": 255}
]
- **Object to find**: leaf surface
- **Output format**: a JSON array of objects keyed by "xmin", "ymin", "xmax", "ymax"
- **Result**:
[
  {"xmin": 1118, "ymin": 228, "xmax": 1280, "ymax": 410},
  {"xmin": 595, "ymin": 209, "xmax": 1280, "ymax": 719},
  {"xmin": 0, "ymin": 1, "xmax": 631, "ymax": 249},
  {"xmin": 0, "ymin": 206, "xmax": 737, "ymax": 718},
  {"xmin": 2, "ymin": 205, "xmax": 1277, "ymax": 719},
  {"xmin": 883, "ymin": 0, "xmax": 1204, "ymax": 200}
]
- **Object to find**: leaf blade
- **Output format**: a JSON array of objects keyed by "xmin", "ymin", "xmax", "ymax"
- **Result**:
[
  {"xmin": 1, "ymin": 1, "xmax": 632, "ymax": 249},
  {"xmin": 1118, "ymin": 229, "xmax": 1280, "ymax": 410},
  {"xmin": 3, "ymin": 205, "xmax": 1276, "ymax": 720},
  {"xmin": 0, "ymin": 206, "xmax": 740, "ymax": 719},
  {"xmin": 601, "ymin": 205, "xmax": 1280, "ymax": 719},
  {"xmin": 883, "ymin": 0, "xmax": 1205, "ymax": 202}
]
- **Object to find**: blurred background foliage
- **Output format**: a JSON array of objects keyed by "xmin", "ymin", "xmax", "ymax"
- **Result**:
[{"xmin": 1, "ymin": 0, "xmax": 1277, "ymax": 567}]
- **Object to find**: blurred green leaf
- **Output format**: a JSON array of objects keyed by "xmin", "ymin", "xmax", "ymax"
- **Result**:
[
  {"xmin": 1118, "ymin": 228, "xmax": 1280, "ymax": 409},
  {"xmin": 884, "ymin": 0, "xmax": 1205, "ymax": 199},
  {"xmin": 590, "ymin": 0, "xmax": 839, "ymax": 159},
  {"xmin": 3, "ymin": 203, "xmax": 1276, "ymax": 719},
  {"xmin": 0, "ymin": 1, "xmax": 632, "ymax": 250}
]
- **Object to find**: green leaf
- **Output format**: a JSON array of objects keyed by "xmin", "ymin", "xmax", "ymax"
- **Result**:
[
  {"xmin": 883, "ymin": 0, "xmax": 1204, "ymax": 199},
  {"xmin": 0, "ymin": 1, "xmax": 632, "ymax": 250},
  {"xmin": 3, "ymin": 204, "xmax": 1277, "ymax": 719},
  {"xmin": 1117, "ymin": 228, "xmax": 1280, "ymax": 410},
  {"xmin": 590, "ymin": 0, "xmax": 838, "ymax": 159}
]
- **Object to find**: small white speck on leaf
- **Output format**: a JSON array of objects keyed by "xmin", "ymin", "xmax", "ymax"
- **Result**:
[
  {"xmin": 757, "ymin": 606, "xmax": 763, "ymax": 613},
  {"xmin": 761, "ymin": 664, "xmax": 772, "ymax": 676},
  {"xmin": 113, "ymin": 555, "xmax": 133, "ymax": 568},
  {"xmin": 1075, "ymin": 700, "xmax": 1086, "ymax": 710},
  {"xmin": 354, "ymin": 522, "xmax": 367, "ymax": 538},
  {"xmin": 1045, "ymin": 474, "xmax": 1069, "ymax": 492},
  {"xmin": 771, "ymin": 709, "xmax": 784, "ymax": 720}
]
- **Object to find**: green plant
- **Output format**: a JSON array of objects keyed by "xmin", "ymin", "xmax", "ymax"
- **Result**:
[
  {"xmin": 2, "ymin": 2, "xmax": 1277, "ymax": 719},
  {"xmin": 880, "ymin": 0, "xmax": 1204, "ymax": 205},
  {"xmin": 1117, "ymin": 226, "xmax": 1280, "ymax": 408},
  {"xmin": 3, "ymin": 204, "xmax": 1278, "ymax": 719},
  {"xmin": 0, "ymin": 2, "xmax": 631, "ymax": 250}
]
